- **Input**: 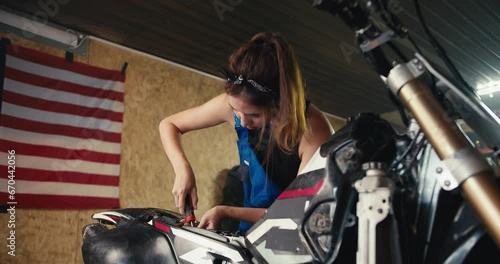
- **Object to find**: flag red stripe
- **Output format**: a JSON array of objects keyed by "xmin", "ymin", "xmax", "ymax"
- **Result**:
[
  {"xmin": 0, "ymin": 193, "xmax": 120, "ymax": 209},
  {"xmin": 1, "ymin": 43, "xmax": 124, "ymax": 209},
  {"xmin": 277, "ymin": 178, "xmax": 325, "ymax": 200},
  {"xmin": 3, "ymin": 90, "xmax": 123, "ymax": 122},
  {"xmin": 0, "ymin": 115, "xmax": 122, "ymax": 143},
  {"xmin": 5, "ymin": 67, "xmax": 124, "ymax": 102},
  {"xmin": 6, "ymin": 45, "xmax": 125, "ymax": 82},
  {"xmin": 0, "ymin": 139, "xmax": 120, "ymax": 164},
  {"xmin": 0, "ymin": 166, "xmax": 119, "ymax": 185}
]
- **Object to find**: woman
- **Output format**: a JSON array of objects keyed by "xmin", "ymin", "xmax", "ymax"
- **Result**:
[{"xmin": 159, "ymin": 32, "xmax": 333, "ymax": 231}]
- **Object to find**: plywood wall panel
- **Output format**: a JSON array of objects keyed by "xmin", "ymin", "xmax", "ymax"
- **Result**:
[
  {"xmin": 0, "ymin": 208, "xmax": 82, "ymax": 263},
  {"xmin": 0, "ymin": 209, "xmax": 35, "ymax": 263},
  {"xmin": 28, "ymin": 209, "xmax": 79, "ymax": 263}
]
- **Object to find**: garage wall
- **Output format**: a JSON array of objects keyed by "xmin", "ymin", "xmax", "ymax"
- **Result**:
[{"xmin": 0, "ymin": 33, "xmax": 345, "ymax": 263}]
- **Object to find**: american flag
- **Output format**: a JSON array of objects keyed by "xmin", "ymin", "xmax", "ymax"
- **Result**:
[{"xmin": 0, "ymin": 40, "xmax": 125, "ymax": 209}]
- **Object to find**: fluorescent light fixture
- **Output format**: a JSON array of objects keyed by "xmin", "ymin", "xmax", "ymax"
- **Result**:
[
  {"xmin": 477, "ymin": 81, "xmax": 500, "ymax": 96},
  {"xmin": 0, "ymin": 9, "xmax": 80, "ymax": 48}
]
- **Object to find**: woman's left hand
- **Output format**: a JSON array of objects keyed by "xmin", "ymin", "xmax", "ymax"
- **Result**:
[{"xmin": 198, "ymin": 206, "xmax": 227, "ymax": 230}]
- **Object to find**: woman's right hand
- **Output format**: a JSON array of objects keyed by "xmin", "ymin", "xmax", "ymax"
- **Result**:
[
  {"xmin": 172, "ymin": 166, "xmax": 198, "ymax": 216},
  {"xmin": 159, "ymin": 94, "xmax": 232, "ymax": 215}
]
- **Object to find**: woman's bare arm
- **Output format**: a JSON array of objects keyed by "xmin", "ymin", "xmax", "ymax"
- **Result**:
[{"xmin": 159, "ymin": 93, "xmax": 233, "ymax": 214}]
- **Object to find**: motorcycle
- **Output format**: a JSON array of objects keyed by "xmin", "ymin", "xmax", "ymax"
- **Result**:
[{"xmin": 82, "ymin": 1, "xmax": 500, "ymax": 263}]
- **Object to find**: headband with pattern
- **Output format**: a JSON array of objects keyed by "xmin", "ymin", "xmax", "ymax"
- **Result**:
[{"xmin": 218, "ymin": 68, "xmax": 278, "ymax": 98}]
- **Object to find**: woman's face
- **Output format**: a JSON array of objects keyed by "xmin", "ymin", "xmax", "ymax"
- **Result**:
[{"xmin": 227, "ymin": 95, "xmax": 265, "ymax": 130}]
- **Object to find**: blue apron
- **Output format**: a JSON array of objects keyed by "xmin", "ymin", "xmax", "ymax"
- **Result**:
[{"xmin": 234, "ymin": 115, "xmax": 282, "ymax": 231}]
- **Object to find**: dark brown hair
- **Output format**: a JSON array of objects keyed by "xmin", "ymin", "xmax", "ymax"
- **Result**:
[{"xmin": 225, "ymin": 32, "xmax": 308, "ymax": 154}]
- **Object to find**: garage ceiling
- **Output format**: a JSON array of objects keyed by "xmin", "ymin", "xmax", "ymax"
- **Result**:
[{"xmin": 1, "ymin": 0, "xmax": 499, "ymax": 118}]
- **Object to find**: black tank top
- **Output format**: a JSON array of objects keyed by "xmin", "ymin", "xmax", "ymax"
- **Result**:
[{"xmin": 246, "ymin": 101, "xmax": 310, "ymax": 190}]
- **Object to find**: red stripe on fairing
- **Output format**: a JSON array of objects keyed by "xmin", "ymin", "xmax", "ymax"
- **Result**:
[
  {"xmin": 6, "ymin": 45, "xmax": 125, "ymax": 82},
  {"xmin": 154, "ymin": 221, "xmax": 171, "ymax": 233},
  {"xmin": 277, "ymin": 178, "xmax": 325, "ymax": 199}
]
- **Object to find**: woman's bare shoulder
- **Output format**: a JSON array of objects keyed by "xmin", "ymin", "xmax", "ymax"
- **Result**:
[{"xmin": 306, "ymin": 103, "xmax": 334, "ymax": 136}]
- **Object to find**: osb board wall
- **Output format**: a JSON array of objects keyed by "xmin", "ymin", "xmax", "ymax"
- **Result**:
[{"xmin": 0, "ymin": 33, "xmax": 239, "ymax": 264}]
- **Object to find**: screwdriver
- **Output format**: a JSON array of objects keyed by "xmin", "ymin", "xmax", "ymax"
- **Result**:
[{"xmin": 184, "ymin": 196, "xmax": 196, "ymax": 227}]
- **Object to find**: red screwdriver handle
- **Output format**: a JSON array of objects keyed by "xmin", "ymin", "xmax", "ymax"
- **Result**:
[{"xmin": 184, "ymin": 196, "xmax": 196, "ymax": 226}]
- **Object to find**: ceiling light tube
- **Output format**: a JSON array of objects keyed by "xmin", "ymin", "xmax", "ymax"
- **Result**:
[
  {"xmin": 477, "ymin": 81, "xmax": 500, "ymax": 96},
  {"xmin": 0, "ymin": 9, "xmax": 79, "ymax": 48}
]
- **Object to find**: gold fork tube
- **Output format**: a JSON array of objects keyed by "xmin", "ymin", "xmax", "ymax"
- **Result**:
[{"xmin": 398, "ymin": 79, "xmax": 500, "ymax": 247}]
